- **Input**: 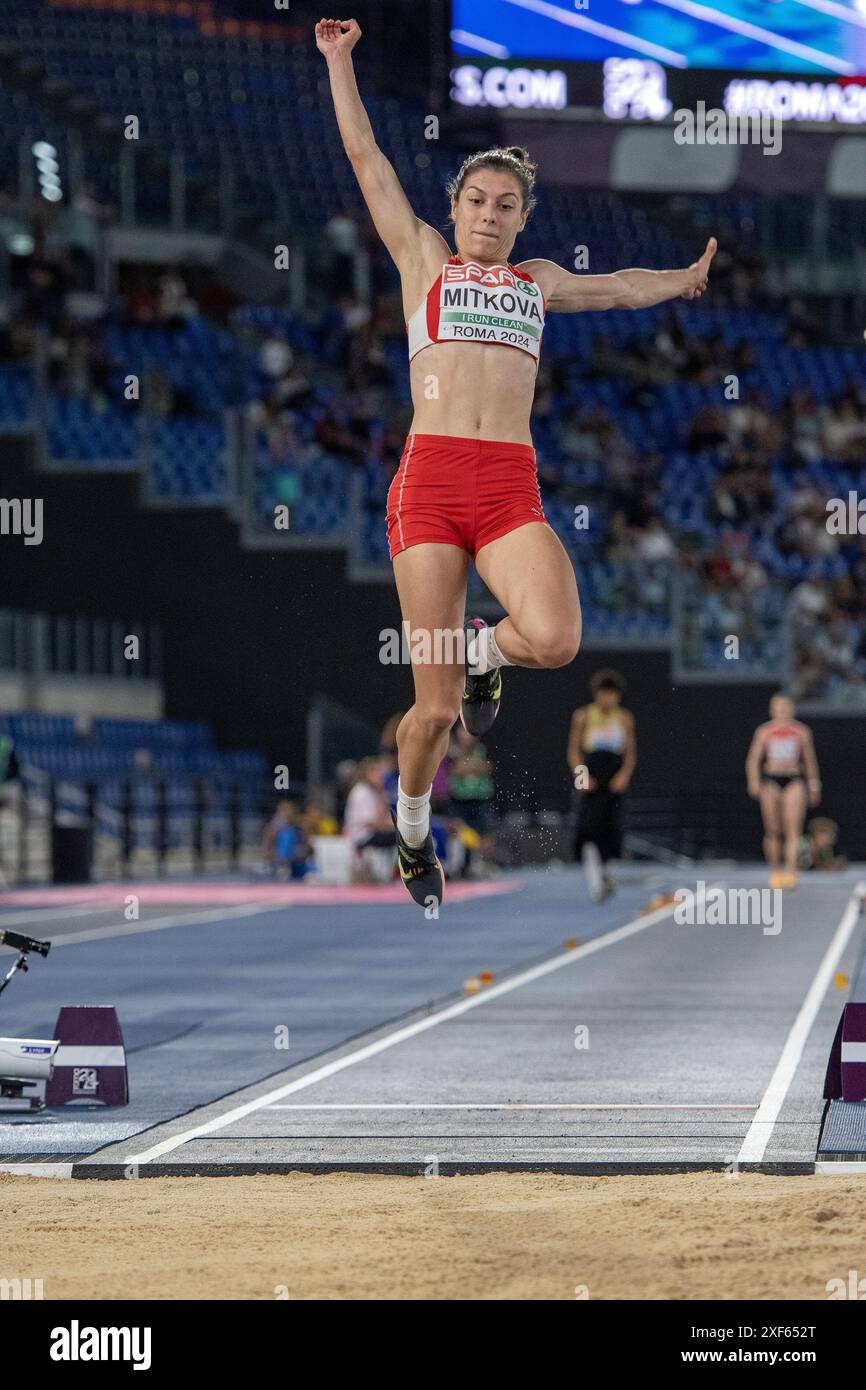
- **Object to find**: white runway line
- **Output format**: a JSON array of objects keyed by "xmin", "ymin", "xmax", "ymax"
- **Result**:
[
  {"xmin": 266, "ymin": 1103, "xmax": 757, "ymax": 1111},
  {"xmin": 737, "ymin": 885, "xmax": 865, "ymax": 1166},
  {"xmin": 43, "ymin": 902, "xmax": 294, "ymax": 947},
  {"xmin": 0, "ymin": 904, "xmax": 120, "ymax": 928},
  {"xmin": 120, "ymin": 898, "xmax": 684, "ymax": 1166}
]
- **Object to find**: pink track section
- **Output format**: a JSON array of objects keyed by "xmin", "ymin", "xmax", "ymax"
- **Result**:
[{"xmin": 0, "ymin": 879, "xmax": 521, "ymax": 908}]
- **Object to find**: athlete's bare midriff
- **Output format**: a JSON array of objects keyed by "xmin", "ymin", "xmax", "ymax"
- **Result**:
[{"xmin": 400, "ymin": 243, "xmax": 538, "ymax": 445}]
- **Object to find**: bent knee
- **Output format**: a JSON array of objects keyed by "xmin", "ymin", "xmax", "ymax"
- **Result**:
[
  {"xmin": 532, "ymin": 624, "xmax": 582, "ymax": 669},
  {"xmin": 413, "ymin": 704, "xmax": 461, "ymax": 737}
]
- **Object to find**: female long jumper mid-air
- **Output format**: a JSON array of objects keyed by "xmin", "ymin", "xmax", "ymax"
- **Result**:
[{"xmin": 316, "ymin": 17, "xmax": 717, "ymax": 910}]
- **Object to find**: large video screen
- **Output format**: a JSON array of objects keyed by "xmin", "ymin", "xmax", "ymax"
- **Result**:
[{"xmin": 451, "ymin": 0, "xmax": 866, "ymax": 75}]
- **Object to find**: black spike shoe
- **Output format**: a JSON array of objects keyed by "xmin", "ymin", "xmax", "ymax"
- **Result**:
[
  {"xmin": 461, "ymin": 616, "xmax": 502, "ymax": 736},
  {"xmin": 391, "ymin": 808, "xmax": 445, "ymax": 909}
]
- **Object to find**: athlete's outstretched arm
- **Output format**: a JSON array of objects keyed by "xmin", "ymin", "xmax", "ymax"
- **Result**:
[
  {"xmin": 521, "ymin": 238, "xmax": 717, "ymax": 312},
  {"xmin": 316, "ymin": 18, "xmax": 424, "ymax": 270}
]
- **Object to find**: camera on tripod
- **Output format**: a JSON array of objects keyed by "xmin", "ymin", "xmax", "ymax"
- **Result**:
[{"xmin": 0, "ymin": 928, "xmax": 59, "ymax": 1111}]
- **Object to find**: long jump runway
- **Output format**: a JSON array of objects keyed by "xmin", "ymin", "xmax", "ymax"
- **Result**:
[{"xmin": 1, "ymin": 865, "xmax": 864, "ymax": 1178}]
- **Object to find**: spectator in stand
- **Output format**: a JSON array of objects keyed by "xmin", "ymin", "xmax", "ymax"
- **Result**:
[
  {"xmin": 301, "ymin": 800, "xmax": 339, "ymax": 837},
  {"xmin": 315, "ymin": 397, "xmax": 370, "ymax": 467},
  {"xmin": 651, "ymin": 316, "xmax": 689, "ymax": 374},
  {"xmin": 586, "ymin": 332, "xmax": 626, "ymax": 380},
  {"xmin": 623, "ymin": 482, "xmax": 659, "ymax": 531},
  {"xmin": 346, "ymin": 324, "xmax": 393, "ymax": 391},
  {"xmin": 263, "ymin": 800, "xmax": 313, "ymax": 880},
  {"xmin": 815, "ymin": 612, "xmax": 861, "ymax": 683},
  {"xmin": 343, "ymin": 756, "xmax": 397, "ymax": 881},
  {"xmin": 157, "ymin": 272, "xmax": 195, "ymax": 329},
  {"xmin": 634, "ymin": 516, "xmax": 677, "ymax": 563},
  {"xmin": 321, "ymin": 293, "xmax": 371, "ymax": 368},
  {"xmin": 790, "ymin": 645, "xmax": 828, "ymax": 700},
  {"xmin": 782, "ymin": 387, "xmax": 822, "ymax": 465},
  {"xmin": 604, "ymin": 510, "xmax": 635, "ymax": 565},
  {"xmin": 554, "ymin": 402, "xmax": 601, "ymax": 465},
  {"xmin": 343, "ymin": 756, "xmax": 394, "ymax": 848},
  {"xmin": 334, "ymin": 758, "xmax": 358, "ymax": 824},
  {"xmin": 324, "ymin": 209, "xmax": 360, "ymax": 296},
  {"xmin": 732, "ymin": 337, "xmax": 758, "ymax": 374},
  {"xmin": 259, "ymin": 329, "xmax": 293, "ymax": 382},
  {"xmin": 124, "ymin": 275, "xmax": 161, "ymax": 326},
  {"xmin": 728, "ymin": 391, "xmax": 783, "ymax": 454},
  {"xmin": 687, "ymin": 401, "xmax": 728, "ymax": 451},
  {"xmin": 795, "ymin": 572, "xmax": 834, "ymax": 628},
  {"xmin": 785, "ymin": 298, "xmax": 825, "ymax": 348},
  {"xmin": 821, "ymin": 396, "xmax": 866, "ymax": 463},
  {"xmin": 830, "ymin": 572, "xmax": 861, "ymax": 620},
  {"xmin": 0, "ymin": 733, "xmax": 19, "ymax": 799}
]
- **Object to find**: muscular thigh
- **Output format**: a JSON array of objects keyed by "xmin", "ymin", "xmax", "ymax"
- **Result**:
[
  {"xmin": 392, "ymin": 542, "xmax": 470, "ymax": 710},
  {"xmin": 475, "ymin": 522, "xmax": 581, "ymax": 641}
]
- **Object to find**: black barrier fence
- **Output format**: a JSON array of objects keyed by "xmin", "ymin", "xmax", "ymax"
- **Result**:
[
  {"xmin": 2, "ymin": 776, "xmax": 290, "ymax": 886},
  {"xmin": 0, "ymin": 776, "xmax": 804, "ymax": 887}
]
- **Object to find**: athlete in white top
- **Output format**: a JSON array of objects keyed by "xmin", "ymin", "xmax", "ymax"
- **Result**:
[{"xmin": 317, "ymin": 18, "xmax": 716, "ymax": 908}]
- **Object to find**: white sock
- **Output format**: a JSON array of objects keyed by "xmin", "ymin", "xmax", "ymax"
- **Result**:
[
  {"xmin": 397, "ymin": 779, "xmax": 431, "ymax": 847},
  {"xmin": 467, "ymin": 624, "xmax": 512, "ymax": 676}
]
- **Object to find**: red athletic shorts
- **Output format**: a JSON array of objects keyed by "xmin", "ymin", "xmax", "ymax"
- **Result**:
[{"xmin": 386, "ymin": 433, "xmax": 549, "ymax": 561}]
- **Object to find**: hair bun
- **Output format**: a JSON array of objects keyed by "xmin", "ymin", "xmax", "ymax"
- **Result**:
[{"xmin": 506, "ymin": 146, "xmax": 530, "ymax": 162}]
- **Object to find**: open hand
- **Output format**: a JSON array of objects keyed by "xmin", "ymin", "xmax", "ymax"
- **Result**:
[
  {"xmin": 315, "ymin": 17, "xmax": 362, "ymax": 56},
  {"xmin": 681, "ymin": 237, "xmax": 717, "ymax": 300}
]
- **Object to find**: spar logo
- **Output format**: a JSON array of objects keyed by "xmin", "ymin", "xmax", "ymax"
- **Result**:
[{"xmin": 443, "ymin": 261, "xmax": 539, "ymax": 294}]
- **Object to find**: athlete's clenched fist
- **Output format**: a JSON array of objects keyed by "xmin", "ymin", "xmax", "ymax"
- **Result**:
[{"xmin": 315, "ymin": 18, "xmax": 362, "ymax": 56}]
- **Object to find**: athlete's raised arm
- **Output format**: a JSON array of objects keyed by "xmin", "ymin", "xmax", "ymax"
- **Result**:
[
  {"xmin": 316, "ymin": 18, "xmax": 428, "ymax": 271},
  {"xmin": 519, "ymin": 238, "xmax": 718, "ymax": 313}
]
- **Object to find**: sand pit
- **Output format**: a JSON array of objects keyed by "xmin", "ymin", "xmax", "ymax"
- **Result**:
[{"xmin": 3, "ymin": 1169, "xmax": 864, "ymax": 1300}]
